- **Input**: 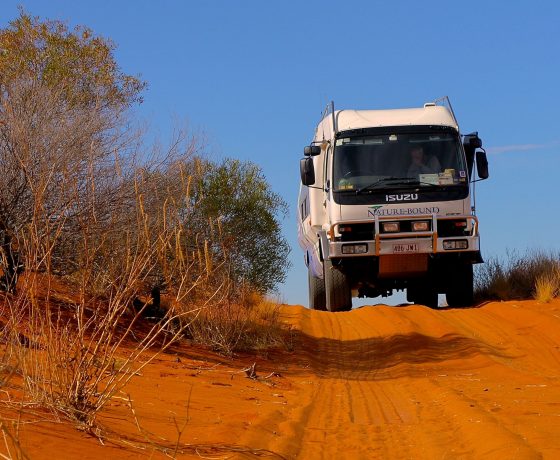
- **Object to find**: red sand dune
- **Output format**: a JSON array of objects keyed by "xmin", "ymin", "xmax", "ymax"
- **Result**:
[{"xmin": 3, "ymin": 299, "xmax": 560, "ymax": 459}]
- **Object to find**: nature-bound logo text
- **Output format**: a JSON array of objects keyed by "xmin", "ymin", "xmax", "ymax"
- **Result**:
[
  {"xmin": 368, "ymin": 206, "xmax": 440, "ymax": 217},
  {"xmin": 385, "ymin": 193, "xmax": 418, "ymax": 202}
]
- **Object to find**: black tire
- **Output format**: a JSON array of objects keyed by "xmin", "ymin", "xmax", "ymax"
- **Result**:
[
  {"xmin": 446, "ymin": 263, "xmax": 474, "ymax": 308},
  {"xmin": 324, "ymin": 259, "xmax": 352, "ymax": 312},
  {"xmin": 416, "ymin": 289, "xmax": 439, "ymax": 308},
  {"xmin": 408, "ymin": 283, "xmax": 438, "ymax": 308},
  {"xmin": 308, "ymin": 265, "xmax": 326, "ymax": 311}
]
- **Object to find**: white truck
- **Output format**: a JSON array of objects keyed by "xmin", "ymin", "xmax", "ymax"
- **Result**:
[{"xmin": 297, "ymin": 98, "xmax": 489, "ymax": 311}]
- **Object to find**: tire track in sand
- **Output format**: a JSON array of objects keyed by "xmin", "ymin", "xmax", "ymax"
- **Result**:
[{"xmin": 242, "ymin": 301, "xmax": 560, "ymax": 459}]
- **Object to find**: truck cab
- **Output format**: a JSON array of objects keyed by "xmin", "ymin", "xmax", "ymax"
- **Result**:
[{"xmin": 298, "ymin": 99, "xmax": 489, "ymax": 311}]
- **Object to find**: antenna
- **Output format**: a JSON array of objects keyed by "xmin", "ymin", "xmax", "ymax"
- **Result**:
[
  {"xmin": 433, "ymin": 96, "xmax": 459, "ymax": 128},
  {"xmin": 330, "ymin": 101, "xmax": 337, "ymax": 136},
  {"xmin": 315, "ymin": 101, "xmax": 337, "ymax": 141}
]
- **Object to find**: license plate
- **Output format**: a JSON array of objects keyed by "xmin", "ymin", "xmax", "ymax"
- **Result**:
[{"xmin": 393, "ymin": 243, "xmax": 419, "ymax": 253}]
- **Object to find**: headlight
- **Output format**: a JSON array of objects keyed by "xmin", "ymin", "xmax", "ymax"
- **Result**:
[
  {"xmin": 382, "ymin": 222, "xmax": 400, "ymax": 233},
  {"xmin": 443, "ymin": 239, "xmax": 468, "ymax": 250},
  {"xmin": 412, "ymin": 221, "xmax": 429, "ymax": 232},
  {"xmin": 342, "ymin": 244, "xmax": 368, "ymax": 254}
]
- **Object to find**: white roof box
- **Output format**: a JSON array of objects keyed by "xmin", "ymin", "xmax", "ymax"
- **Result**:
[{"xmin": 334, "ymin": 106, "xmax": 458, "ymax": 132}]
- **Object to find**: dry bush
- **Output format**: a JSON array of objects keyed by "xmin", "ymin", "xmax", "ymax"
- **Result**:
[
  {"xmin": 184, "ymin": 287, "xmax": 289, "ymax": 356},
  {"xmin": 475, "ymin": 250, "xmax": 560, "ymax": 302},
  {"xmin": 534, "ymin": 264, "xmax": 560, "ymax": 303},
  {"xmin": 474, "ymin": 257, "xmax": 509, "ymax": 301},
  {"xmin": 0, "ymin": 419, "xmax": 28, "ymax": 460},
  {"xmin": 0, "ymin": 300, "xmax": 28, "ymax": 460},
  {"xmin": 0, "ymin": 292, "xmax": 27, "ymax": 388},
  {"xmin": 0, "ymin": 81, "xmax": 204, "ymax": 428},
  {"xmin": 0, "ymin": 122, "xmax": 289, "ymax": 430},
  {"xmin": 0, "ymin": 13, "xmax": 291, "ymax": 435},
  {"xmin": 7, "ymin": 156, "xmax": 220, "ymax": 430},
  {"xmin": 13, "ymin": 279, "xmax": 186, "ymax": 428}
]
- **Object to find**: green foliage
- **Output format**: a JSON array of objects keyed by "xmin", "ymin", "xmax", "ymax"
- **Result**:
[
  {"xmin": 0, "ymin": 10, "xmax": 145, "ymax": 109},
  {"xmin": 196, "ymin": 158, "xmax": 291, "ymax": 293},
  {"xmin": 0, "ymin": 11, "xmax": 290, "ymax": 298}
]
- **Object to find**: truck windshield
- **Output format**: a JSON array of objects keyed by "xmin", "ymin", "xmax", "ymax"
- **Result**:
[{"xmin": 333, "ymin": 131, "xmax": 468, "ymax": 192}]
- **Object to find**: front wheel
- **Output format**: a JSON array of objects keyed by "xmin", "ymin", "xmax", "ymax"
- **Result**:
[
  {"xmin": 407, "ymin": 281, "xmax": 438, "ymax": 308},
  {"xmin": 308, "ymin": 265, "xmax": 326, "ymax": 311},
  {"xmin": 324, "ymin": 259, "xmax": 352, "ymax": 312},
  {"xmin": 446, "ymin": 263, "xmax": 474, "ymax": 308}
]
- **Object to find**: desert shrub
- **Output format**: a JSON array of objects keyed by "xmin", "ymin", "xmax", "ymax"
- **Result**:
[
  {"xmin": 534, "ymin": 264, "xmax": 560, "ymax": 303},
  {"xmin": 0, "ymin": 10, "xmax": 145, "ymax": 291},
  {"xmin": 13, "ymin": 288, "xmax": 185, "ymax": 427},
  {"xmin": 8, "ymin": 192, "xmax": 197, "ymax": 428},
  {"xmin": 0, "ymin": 11, "xmax": 291, "ymax": 433},
  {"xmin": 0, "ymin": 418, "xmax": 27, "ymax": 460},
  {"xmin": 192, "ymin": 159, "xmax": 291, "ymax": 294},
  {"xmin": 475, "ymin": 250, "xmax": 560, "ymax": 302},
  {"xmin": 184, "ymin": 288, "xmax": 289, "ymax": 356},
  {"xmin": 0, "ymin": 12, "xmax": 290, "ymax": 300}
]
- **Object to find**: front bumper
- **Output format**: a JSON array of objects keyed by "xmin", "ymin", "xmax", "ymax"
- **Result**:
[{"xmin": 328, "ymin": 214, "xmax": 480, "ymax": 258}]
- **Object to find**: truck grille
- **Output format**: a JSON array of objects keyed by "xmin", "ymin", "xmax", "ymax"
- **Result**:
[
  {"xmin": 379, "ymin": 220, "xmax": 433, "ymax": 234},
  {"xmin": 338, "ymin": 223, "xmax": 374, "ymax": 242},
  {"xmin": 437, "ymin": 219, "xmax": 469, "ymax": 237},
  {"xmin": 336, "ymin": 218, "xmax": 469, "ymax": 241}
]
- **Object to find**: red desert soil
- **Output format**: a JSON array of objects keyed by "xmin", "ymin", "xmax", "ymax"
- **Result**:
[{"xmin": 3, "ymin": 299, "xmax": 560, "ymax": 459}]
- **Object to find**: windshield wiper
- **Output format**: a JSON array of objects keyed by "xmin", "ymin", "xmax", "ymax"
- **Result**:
[
  {"xmin": 399, "ymin": 180, "xmax": 441, "ymax": 188},
  {"xmin": 356, "ymin": 178, "xmax": 447, "ymax": 194},
  {"xmin": 356, "ymin": 177, "xmax": 434, "ymax": 194}
]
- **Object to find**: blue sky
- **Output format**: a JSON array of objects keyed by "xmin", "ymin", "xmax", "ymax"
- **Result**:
[{"xmin": 2, "ymin": 1, "xmax": 559, "ymax": 306}]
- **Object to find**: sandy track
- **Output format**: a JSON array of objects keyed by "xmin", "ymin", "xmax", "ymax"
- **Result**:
[
  {"xmin": 243, "ymin": 300, "xmax": 560, "ymax": 459},
  {"xmin": 6, "ymin": 299, "xmax": 560, "ymax": 459}
]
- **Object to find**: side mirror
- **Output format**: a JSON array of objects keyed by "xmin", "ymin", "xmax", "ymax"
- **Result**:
[
  {"xmin": 476, "ymin": 150, "xmax": 489, "ymax": 180},
  {"xmin": 463, "ymin": 132, "xmax": 483, "ymax": 178},
  {"xmin": 463, "ymin": 132, "xmax": 482, "ymax": 149},
  {"xmin": 304, "ymin": 145, "xmax": 321, "ymax": 156},
  {"xmin": 300, "ymin": 157, "xmax": 315, "ymax": 185}
]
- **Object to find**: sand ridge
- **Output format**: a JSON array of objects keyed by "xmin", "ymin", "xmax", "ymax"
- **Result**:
[{"xmin": 3, "ymin": 299, "xmax": 560, "ymax": 459}]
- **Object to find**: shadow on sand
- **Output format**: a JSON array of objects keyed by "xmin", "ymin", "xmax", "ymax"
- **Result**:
[{"xmin": 286, "ymin": 329, "xmax": 512, "ymax": 381}]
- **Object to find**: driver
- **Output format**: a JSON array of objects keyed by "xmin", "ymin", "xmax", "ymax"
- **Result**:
[{"xmin": 407, "ymin": 146, "xmax": 441, "ymax": 176}]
